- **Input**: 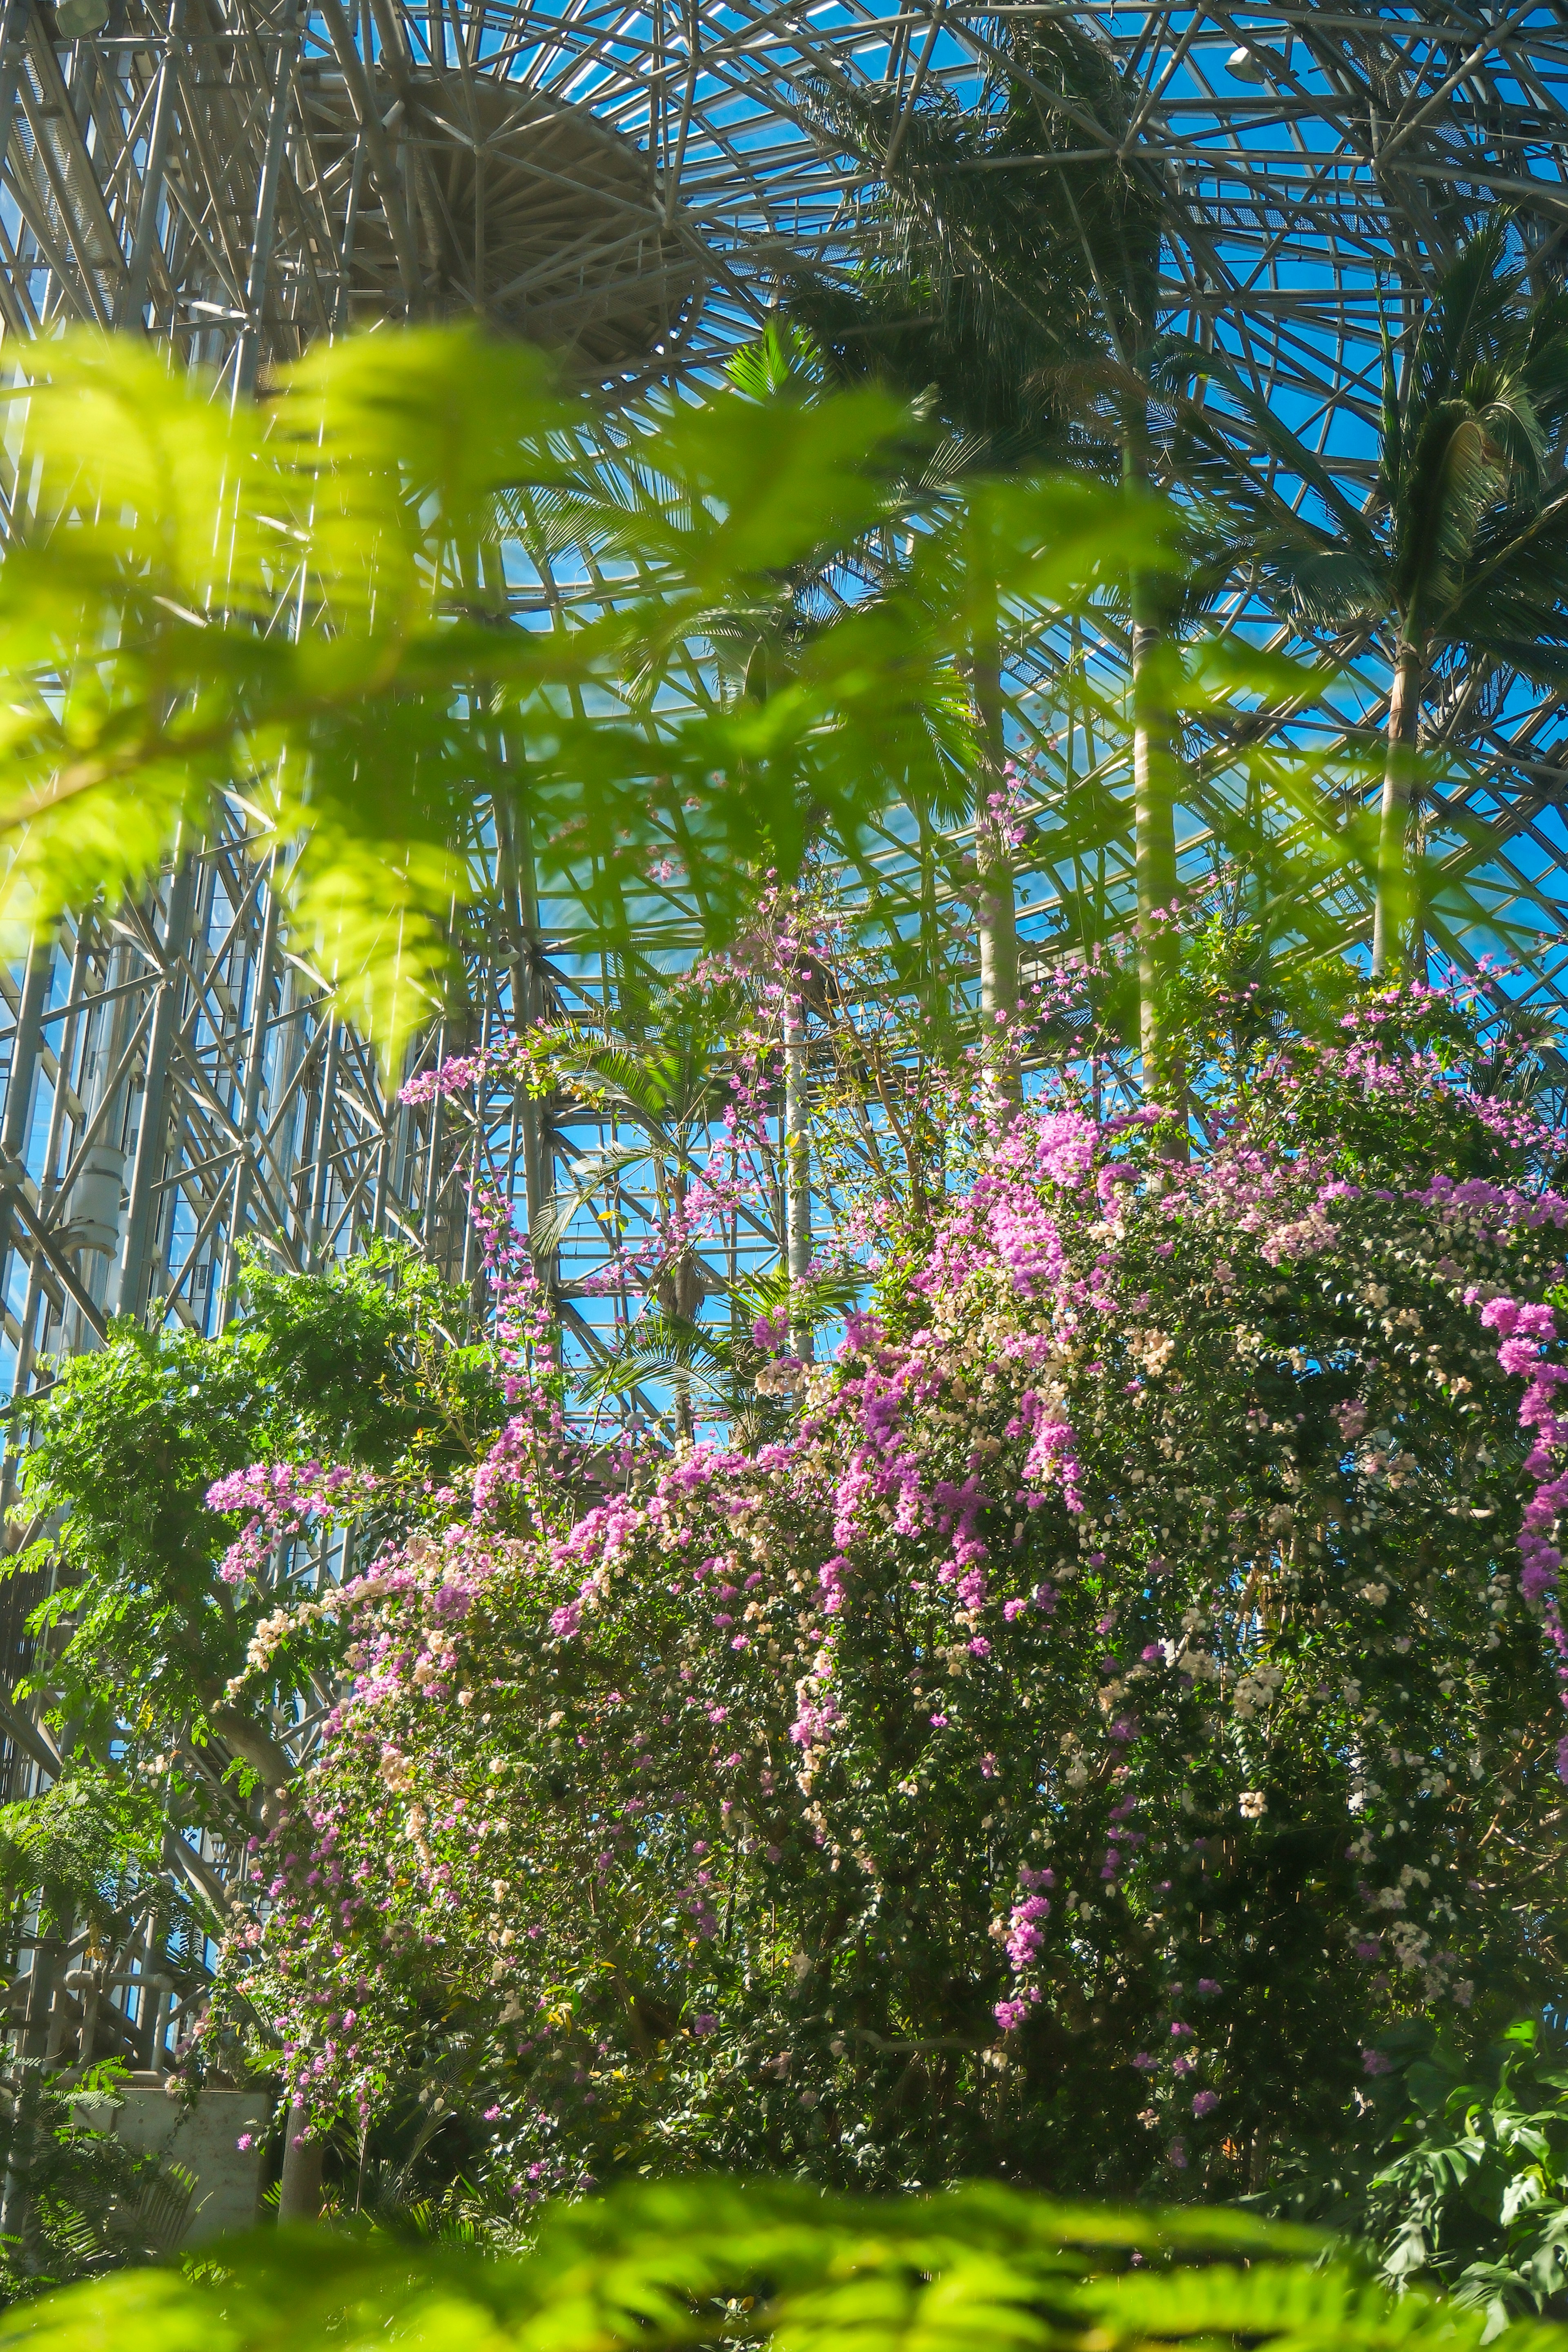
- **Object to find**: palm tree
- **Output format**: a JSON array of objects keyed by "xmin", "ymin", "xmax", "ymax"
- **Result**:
[
  {"xmin": 788, "ymin": 19, "xmax": 1209, "ymax": 1129},
  {"xmin": 1225, "ymin": 220, "xmax": 1568, "ymax": 974}
]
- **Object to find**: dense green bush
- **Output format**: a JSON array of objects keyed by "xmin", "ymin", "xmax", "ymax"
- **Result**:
[
  {"xmin": 0, "ymin": 1244, "xmax": 494, "ymax": 1915},
  {"xmin": 1266, "ymin": 2014, "xmax": 1568, "ymax": 2329},
  {"xmin": 8, "ymin": 980, "xmax": 1568, "ymax": 2273}
]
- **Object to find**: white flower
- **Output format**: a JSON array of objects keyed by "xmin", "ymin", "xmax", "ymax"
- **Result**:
[{"xmin": 1239, "ymin": 1790, "xmax": 1268, "ymax": 1820}]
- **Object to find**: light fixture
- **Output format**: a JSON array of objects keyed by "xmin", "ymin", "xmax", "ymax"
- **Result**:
[
  {"xmin": 1227, "ymin": 42, "xmax": 1285, "ymax": 83},
  {"xmin": 56, "ymin": 0, "xmax": 110, "ymax": 34}
]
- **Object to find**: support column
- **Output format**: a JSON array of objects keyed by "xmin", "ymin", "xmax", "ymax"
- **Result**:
[
  {"xmin": 114, "ymin": 859, "xmax": 195, "ymax": 1319},
  {"xmin": 220, "ymin": 861, "xmax": 279, "ymax": 1322},
  {"xmin": 0, "ymin": 938, "xmax": 51, "ymax": 1289},
  {"xmin": 306, "ymin": 1017, "xmax": 341, "ymax": 1266},
  {"xmin": 0, "ymin": 0, "xmax": 31, "ymax": 218},
  {"xmin": 116, "ymin": 0, "xmax": 185, "ymax": 329},
  {"xmin": 234, "ymin": 0, "xmax": 301, "ymax": 397},
  {"xmin": 0, "ymin": 1933, "xmax": 61, "ymax": 2267},
  {"xmin": 784, "ymin": 982, "xmax": 811, "ymax": 1364},
  {"xmin": 277, "ymin": 2098, "xmax": 323, "ymax": 2223}
]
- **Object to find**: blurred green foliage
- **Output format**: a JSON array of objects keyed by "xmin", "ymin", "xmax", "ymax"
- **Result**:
[{"xmin": 0, "ymin": 2175, "xmax": 1557, "ymax": 2352}]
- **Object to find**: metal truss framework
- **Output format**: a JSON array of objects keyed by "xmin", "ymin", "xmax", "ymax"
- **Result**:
[{"xmin": 0, "ymin": 0, "xmax": 1567, "ymax": 2098}]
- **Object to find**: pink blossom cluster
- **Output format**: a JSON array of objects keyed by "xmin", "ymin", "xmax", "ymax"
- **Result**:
[
  {"xmin": 206, "ymin": 1460, "xmax": 378, "ymax": 1587},
  {"xmin": 1476, "ymin": 1293, "xmax": 1568, "ymax": 1777}
]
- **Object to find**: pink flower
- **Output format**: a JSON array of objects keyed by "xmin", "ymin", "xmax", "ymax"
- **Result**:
[
  {"xmin": 1192, "ymin": 2090, "xmax": 1220, "ymax": 2118},
  {"xmin": 1362, "ymin": 2048, "xmax": 1393, "ymax": 2076}
]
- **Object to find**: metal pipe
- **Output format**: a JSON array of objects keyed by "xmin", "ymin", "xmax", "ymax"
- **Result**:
[
  {"xmin": 116, "ymin": 0, "xmax": 185, "ymax": 328},
  {"xmin": 234, "ymin": 0, "xmax": 301, "ymax": 398},
  {"xmin": 784, "ymin": 981, "xmax": 811, "ymax": 1363},
  {"xmin": 114, "ymin": 858, "xmax": 196, "ymax": 1320}
]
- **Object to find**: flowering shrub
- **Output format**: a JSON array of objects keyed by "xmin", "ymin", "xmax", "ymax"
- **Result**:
[{"xmin": 209, "ymin": 994, "xmax": 1568, "ymax": 2202}]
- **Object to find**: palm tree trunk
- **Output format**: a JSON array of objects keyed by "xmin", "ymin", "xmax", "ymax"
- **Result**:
[
  {"xmin": 1371, "ymin": 638, "xmax": 1422, "ymax": 979},
  {"xmin": 1130, "ymin": 570, "xmax": 1186, "ymax": 1159},
  {"xmin": 971, "ymin": 615, "xmax": 1022, "ymax": 1108},
  {"xmin": 784, "ymin": 985, "xmax": 813, "ymax": 1363},
  {"xmin": 1123, "ymin": 399, "xmax": 1186, "ymax": 1160},
  {"xmin": 668, "ymin": 1168, "xmax": 696, "ymax": 1445}
]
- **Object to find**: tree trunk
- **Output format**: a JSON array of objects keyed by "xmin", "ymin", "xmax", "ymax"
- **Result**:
[
  {"xmin": 1371, "ymin": 638, "xmax": 1423, "ymax": 979},
  {"xmin": 1131, "ymin": 574, "xmax": 1186, "ymax": 1159},
  {"xmin": 1123, "ymin": 392, "xmax": 1187, "ymax": 1160},
  {"xmin": 207, "ymin": 1703, "xmax": 293, "ymax": 1792},
  {"xmin": 0, "ymin": 1935, "xmax": 61, "ymax": 2271},
  {"xmin": 971, "ymin": 615, "xmax": 1022, "ymax": 1108},
  {"xmin": 277, "ymin": 2098, "xmax": 324, "ymax": 2223},
  {"xmin": 784, "ymin": 985, "xmax": 813, "ymax": 1363}
]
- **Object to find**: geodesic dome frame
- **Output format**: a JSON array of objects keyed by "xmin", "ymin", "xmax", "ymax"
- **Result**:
[{"xmin": 0, "ymin": 0, "xmax": 1561, "ymax": 1416}]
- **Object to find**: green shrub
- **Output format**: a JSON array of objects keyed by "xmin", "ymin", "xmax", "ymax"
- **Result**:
[{"xmin": 1267, "ymin": 2016, "xmax": 1568, "ymax": 2330}]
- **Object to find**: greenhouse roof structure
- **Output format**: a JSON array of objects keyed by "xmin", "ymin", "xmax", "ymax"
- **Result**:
[{"xmin": 0, "ymin": 0, "xmax": 1565, "ymax": 1435}]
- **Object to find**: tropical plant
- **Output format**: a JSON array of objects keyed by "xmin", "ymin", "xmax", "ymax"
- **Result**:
[
  {"xmin": 0, "ymin": 2174, "xmax": 1561, "ymax": 2352},
  {"xmin": 2, "ymin": 1245, "xmax": 494, "ymax": 1870},
  {"xmin": 790, "ymin": 17, "xmax": 1209, "ymax": 1117},
  {"xmin": 0, "ymin": 2058, "xmax": 189, "ymax": 2304},
  {"xmin": 1267, "ymin": 2013, "xmax": 1568, "ymax": 2331},
  {"xmin": 1223, "ymin": 219, "xmax": 1568, "ymax": 975}
]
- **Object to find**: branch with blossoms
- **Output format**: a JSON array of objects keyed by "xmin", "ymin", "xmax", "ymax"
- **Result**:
[
  {"xmin": 222, "ymin": 1557, "xmax": 414, "ymax": 1703},
  {"xmin": 206, "ymin": 1461, "xmax": 380, "ymax": 1590}
]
